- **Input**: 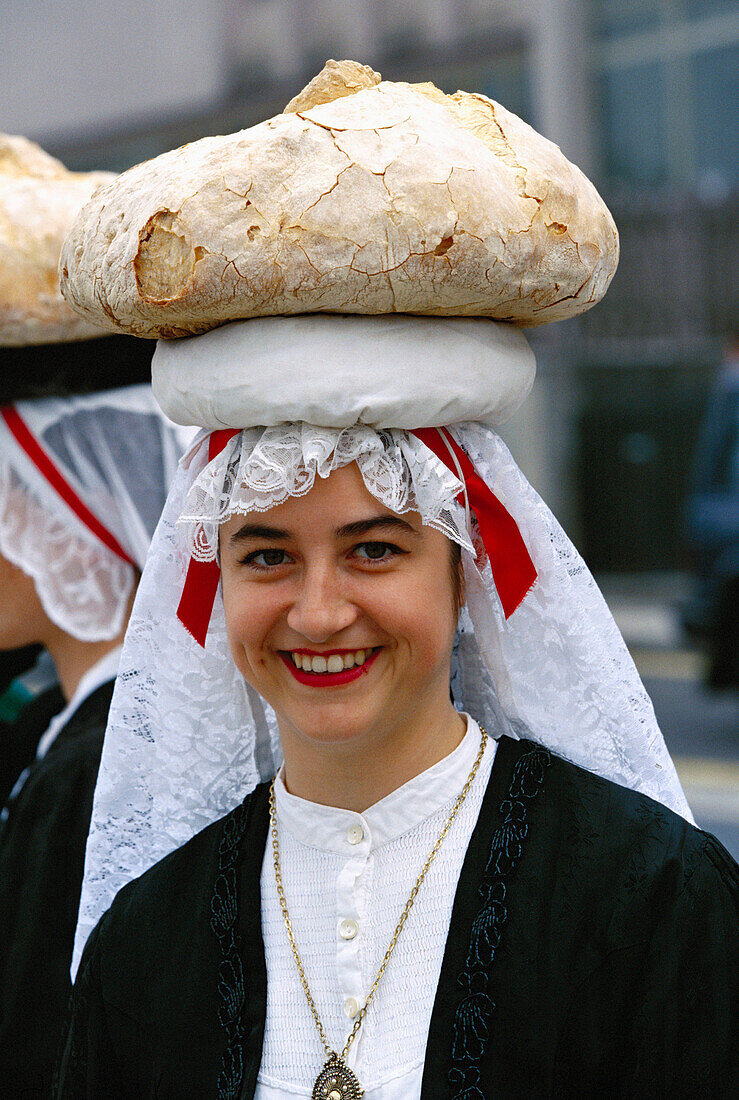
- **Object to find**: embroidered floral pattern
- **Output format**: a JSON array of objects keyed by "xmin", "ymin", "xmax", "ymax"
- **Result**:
[
  {"xmin": 450, "ymin": 743, "xmax": 550, "ymax": 1097},
  {"xmin": 211, "ymin": 800, "xmax": 252, "ymax": 1100}
]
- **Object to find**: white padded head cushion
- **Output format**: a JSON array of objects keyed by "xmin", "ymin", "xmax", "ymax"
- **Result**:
[{"xmin": 152, "ymin": 314, "xmax": 535, "ymax": 430}]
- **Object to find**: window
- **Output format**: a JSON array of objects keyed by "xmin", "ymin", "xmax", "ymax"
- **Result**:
[
  {"xmin": 693, "ymin": 45, "xmax": 739, "ymax": 183},
  {"xmin": 599, "ymin": 61, "xmax": 667, "ymax": 183},
  {"xmin": 595, "ymin": 0, "xmax": 660, "ymax": 38}
]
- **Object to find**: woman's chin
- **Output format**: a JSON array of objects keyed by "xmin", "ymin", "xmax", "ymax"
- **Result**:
[{"xmin": 277, "ymin": 701, "xmax": 387, "ymax": 749}]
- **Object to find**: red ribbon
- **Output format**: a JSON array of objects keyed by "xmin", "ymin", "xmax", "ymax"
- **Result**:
[
  {"xmin": 176, "ymin": 429, "xmax": 239, "ymax": 645},
  {"xmin": 176, "ymin": 425, "xmax": 537, "ymax": 646},
  {"xmin": 1, "ymin": 406, "xmax": 136, "ymax": 566},
  {"xmin": 410, "ymin": 428, "xmax": 537, "ymax": 618}
]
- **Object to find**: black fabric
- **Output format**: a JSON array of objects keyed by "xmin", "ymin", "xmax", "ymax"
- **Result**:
[
  {"xmin": 0, "ymin": 336, "xmax": 155, "ymax": 403},
  {"xmin": 0, "ymin": 643, "xmax": 41, "ymax": 696},
  {"xmin": 424, "ymin": 737, "xmax": 739, "ymax": 1098},
  {"xmin": 55, "ymin": 737, "xmax": 738, "ymax": 1099},
  {"xmin": 0, "ymin": 679, "xmax": 114, "ymax": 1099},
  {"xmin": 0, "ymin": 682, "xmax": 65, "ymax": 806},
  {"xmin": 54, "ymin": 799, "xmax": 261, "ymax": 1100}
]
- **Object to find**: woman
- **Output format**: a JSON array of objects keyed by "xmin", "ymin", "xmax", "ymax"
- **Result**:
[
  {"xmin": 0, "ymin": 386, "xmax": 185, "ymax": 1095},
  {"xmin": 56, "ymin": 64, "xmax": 736, "ymax": 1098},
  {"xmin": 54, "ymin": 363, "xmax": 736, "ymax": 1098}
]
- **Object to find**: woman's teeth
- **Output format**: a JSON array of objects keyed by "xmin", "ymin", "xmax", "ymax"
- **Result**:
[{"xmin": 291, "ymin": 650, "xmax": 370, "ymax": 673}]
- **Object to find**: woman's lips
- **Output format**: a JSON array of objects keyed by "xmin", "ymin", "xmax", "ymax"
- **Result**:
[{"xmin": 279, "ymin": 647, "xmax": 380, "ymax": 687}]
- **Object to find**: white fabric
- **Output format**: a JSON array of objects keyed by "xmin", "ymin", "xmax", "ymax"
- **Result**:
[
  {"xmin": 72, "ymin": 422, "xmax": 693, "ymax": 979},
  {"xmin": 36, "ymin": 646, "xmax": 122, "ymax": 760},
  {"xmin": 257, "ymin": 715, "xmax": 494, "ymax": 1099},
  {"xmin": 152, "ymin": 315, "xmax": 536, "ymax": 430},
  {"xmin": 179, "ymin": 423, "xmax": 474, "ymax": 563},
  {"xmin": 0, "ymin": 387, "xmax": 186, "ymax": 640}
]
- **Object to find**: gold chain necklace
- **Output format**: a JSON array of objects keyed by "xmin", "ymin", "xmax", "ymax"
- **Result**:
[{"xmin": 269, "ymin": 725, "xmax": 488, "ymax": 1100}]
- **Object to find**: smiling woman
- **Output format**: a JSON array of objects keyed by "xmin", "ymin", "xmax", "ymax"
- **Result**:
[
  {"xmin": 219, "ymin": 463, "xmax": 464, "ymax": 810},
  {"xmin": 57, "ymin": 415, "xmax": 737, "ymax": 1100},
  {"xmin": 55, "ymin": 61, "xmax": 736, "ymax": 1100}
]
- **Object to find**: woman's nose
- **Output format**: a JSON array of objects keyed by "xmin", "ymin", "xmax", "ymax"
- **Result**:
[{"xmin": 286, "ymin": 565, "xmax": 358, "ymax": 642}]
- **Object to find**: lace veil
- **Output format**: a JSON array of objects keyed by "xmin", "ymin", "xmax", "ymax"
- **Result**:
[
  {"xmin": 0, "ymin": 386, "xmax": 186, "ymax": 640},
  {"xmin": 73, "ymin": 419, "xmax": 693, "ymax": 977}
]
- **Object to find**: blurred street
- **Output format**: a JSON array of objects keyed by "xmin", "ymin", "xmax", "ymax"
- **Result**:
[{"xmin": 601, "ymin": 574, "xmax": 739, "ymax": 858}]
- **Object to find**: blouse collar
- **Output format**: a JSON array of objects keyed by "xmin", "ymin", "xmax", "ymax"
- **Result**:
[
  {"xmin": 35, "ymin": 646, "xmax": 122, "ymax": 761},
  {"xmin": 274, "ymin": 713, "xmax": 491, "ymax": 855}
]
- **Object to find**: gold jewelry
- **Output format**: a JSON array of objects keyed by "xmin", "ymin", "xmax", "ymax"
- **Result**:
[{"xmin": 269, "ymin": 724, "xmax": 489, "ymax": 1099}]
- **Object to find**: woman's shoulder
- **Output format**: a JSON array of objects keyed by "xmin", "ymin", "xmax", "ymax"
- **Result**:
[
  {"xmin": 497, "ymin": 735, "xmax": 737, "ymax": 919},
  {"xmin": 94, "ymin": 781, "xmax": 271, "ymax": 960},
  {"xmin": 549, "ymin": 739, "xmax": 730, "ymax": 853},
  {"xmin": 60, "ymin": 784, "xmax": 272, "ymax": 1092}
]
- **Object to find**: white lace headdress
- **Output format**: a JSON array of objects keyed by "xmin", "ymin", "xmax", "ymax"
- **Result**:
[
  {"xmin": 74, "ymin": 404, "xmax": 693, "ymax": 976},
  {"xmin": 0, "ymin": 386, "xmax": 186, "ymax": 640}
]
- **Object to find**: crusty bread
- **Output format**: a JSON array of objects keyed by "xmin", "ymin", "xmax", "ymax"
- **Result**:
[
  {"xmin": 60, "ymin": 61, "xmax": 618, "ymax": 339},
  {"xmin": 284, "ymin": 58, "xmax": 381, "ymax": 114},
  {"xmin": 0, "ymin": 135, "xmax": 116, "ymax": 346}
]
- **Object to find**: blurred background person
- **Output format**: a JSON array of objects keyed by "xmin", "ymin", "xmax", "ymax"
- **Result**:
[
  {"xmin": 0, "ymin": 136, "xmax": 187, "ymax": 1096},
  {"xmin": 0, "ymin": 387, "xmax": 184, "ymax": 1096}
]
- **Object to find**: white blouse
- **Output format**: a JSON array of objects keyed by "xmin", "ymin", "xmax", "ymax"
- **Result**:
[{"xmin": 257, "ymin": 715, "xmax": 496, "ymax": 1099}]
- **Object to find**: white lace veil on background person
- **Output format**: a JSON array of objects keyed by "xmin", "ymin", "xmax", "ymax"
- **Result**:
[
  {"xmin": 56, "ymin": 59, "xmax": 693, "ymax": 976},
  {"xmin": 0, "ymin": 386, "xmax": 186, "ymax": 641},
  {"xmin": 0, "ymin": 133, "xmax": 190, "ymax": 644}
]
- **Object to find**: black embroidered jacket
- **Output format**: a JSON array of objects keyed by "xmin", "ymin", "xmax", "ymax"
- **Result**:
[{"xmin": 55, "ymin": 737, "xmax": 738, "ymax": 1099}]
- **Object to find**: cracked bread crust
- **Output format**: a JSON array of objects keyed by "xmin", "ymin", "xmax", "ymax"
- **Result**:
[
  {"xmin": 59, "ymin": 62, "xmax": 619, "ymax": 339},
  {"xmin": 283, "ymin": 58, "xmax": 382, "ymax": 115},
  {"xmin": 0, "ymin": 135, "xmax": 116, "ymax": 346}
]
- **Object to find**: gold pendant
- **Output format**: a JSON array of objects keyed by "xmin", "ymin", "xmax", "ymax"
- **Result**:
[{"xmin": 312, "ymin": 1052, "xmax": 364, "ymax": 1099}]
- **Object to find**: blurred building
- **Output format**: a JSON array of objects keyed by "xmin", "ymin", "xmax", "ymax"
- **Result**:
[
  {"xmin": 2, "ymin": 0, "xmax": 736, "ymax": 563},
  {"xmin": 1, "ymin": 0, "xmax": 228, "ymax": 150}
]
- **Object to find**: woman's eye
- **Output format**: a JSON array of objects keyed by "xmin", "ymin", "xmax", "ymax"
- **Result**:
[
  {"xmin": 353, "ymin": 541, "xmax": 400, "ymax": 562},
  {"xmin": 244, "ymin": 548, "xmax": 289, "ymax": 568}
]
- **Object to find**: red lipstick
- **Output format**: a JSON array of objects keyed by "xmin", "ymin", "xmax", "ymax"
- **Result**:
[{"xmin": 279, "ymin": 648, "xmax": 380, "ymax": 687}]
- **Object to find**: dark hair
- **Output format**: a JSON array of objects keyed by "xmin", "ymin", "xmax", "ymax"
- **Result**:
[{"xmin": 449, "ymin": 538, "xmax": 464, "ymax": 618}]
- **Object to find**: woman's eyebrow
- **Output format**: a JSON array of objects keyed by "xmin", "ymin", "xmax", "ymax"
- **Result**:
[
  {"xmin": 229, "ymin": 522, "xmax": 291, "ymax": 544},
  {"xmin": 228, "ymin": 515, "xmax": 419, "ymax": 545},
  {"xmin": 336, "ymin": 515, "xmax": 420, "ymax": 538}
]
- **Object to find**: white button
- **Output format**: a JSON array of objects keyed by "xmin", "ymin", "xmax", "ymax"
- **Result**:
[
  {"xmin": 346, "ymin": 824, "xmax": 363, "ymax": 845},
  {"xmin": 344, "ymin": 997, "xmax": 359, "ymax": 1019},
  {"xmin": 339, "ymin": 918, "xmax": 358, "ymax": 940}
]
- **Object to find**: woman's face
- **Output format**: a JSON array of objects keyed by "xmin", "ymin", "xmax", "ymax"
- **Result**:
[{"xmin": 220, "ymin": 462, "xmax": 460, "ymax": 750}]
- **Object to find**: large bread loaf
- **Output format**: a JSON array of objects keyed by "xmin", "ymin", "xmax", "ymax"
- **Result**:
[
  {"xmin": 60, "ymin": 60, "xmax": 618, "ymax": 338},
  {"xmin": 0, "ymin": 135, "xmax": 114, "ymax": 345}
]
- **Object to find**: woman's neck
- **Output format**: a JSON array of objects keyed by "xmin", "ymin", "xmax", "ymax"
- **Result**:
[
  {"xmin": 279, "ymin": 699, "xmax": 467, "ymax": 813},
  {"xmin": 41, "ymin": 587, "xmax": 135, "ymax": 702},
  {"xmin": 43, "ymin": 631, "xmax": 122, "ymax": 703}
]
